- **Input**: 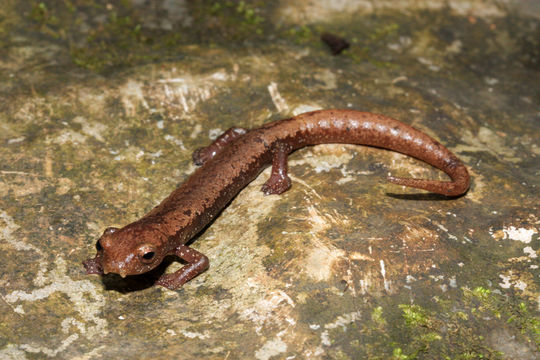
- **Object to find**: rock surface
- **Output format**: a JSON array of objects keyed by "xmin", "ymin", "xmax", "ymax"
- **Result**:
[{"xmin": 0, "ymin": 1, "xmax": 538, "ymax": 359}]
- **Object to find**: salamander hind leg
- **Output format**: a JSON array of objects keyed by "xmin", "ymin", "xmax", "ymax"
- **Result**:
[
  {"xmin": 261, "ymin": 142, "xmax": 292, "ymax": 195},
  {"xmin": 155, "ymin": 244, "xmax": 209, "ymax": 290},
  {"xmin": 193, "ymin": 127, "xmax": 247, "ymax": 165}
]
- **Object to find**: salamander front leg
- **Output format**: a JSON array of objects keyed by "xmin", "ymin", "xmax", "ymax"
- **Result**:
[
  {"xmin": 83, "ymin": 254, "xmax": 103, "ymax": 275},
  {"xmin": 261, "ymin": 142, "xmax": 292, "ymax": 195},
  {"xmin": 155, "ymin": 244, "xmax": 209, "ymax": 290},
  {"xmin": 193, "ymin": 127, "xmax": 247, "ymax": 165}
]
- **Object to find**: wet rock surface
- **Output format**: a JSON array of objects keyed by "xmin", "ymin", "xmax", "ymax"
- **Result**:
[{"xmin": 0, "ymin": 1, "xmax": 538, "ymax": 359}]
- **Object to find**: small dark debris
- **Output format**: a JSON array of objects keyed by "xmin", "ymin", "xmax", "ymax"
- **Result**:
[
  {"xmin": 321, "ymin": 32, "xmax": 350, "ymax": 55},
  {"xmin": 339, "ymin": 279, "xmax": 349, "ymax": 292}
]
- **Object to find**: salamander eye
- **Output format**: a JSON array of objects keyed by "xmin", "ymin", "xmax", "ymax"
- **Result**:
[
  {"xmin": 95, "ymin": 240, "xmax": 103, "ymax": 251},
  {"xmin": 137, "ymin": 244, "xmax": 157, "ymax": 264}
]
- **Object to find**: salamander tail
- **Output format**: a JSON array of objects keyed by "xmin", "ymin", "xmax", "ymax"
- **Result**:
[{"xmin": 387, "ymin": 164, "xmax": 470, "ymax": 197}]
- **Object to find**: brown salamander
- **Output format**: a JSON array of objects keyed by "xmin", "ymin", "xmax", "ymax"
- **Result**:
[{"xmin": 83, "ymin": 109, "xmax": 470, "ymax": 289}]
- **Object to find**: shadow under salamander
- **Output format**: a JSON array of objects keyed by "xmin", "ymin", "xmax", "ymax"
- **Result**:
[
  {"xmin": 101, "ymin": 256, "xmax": 183, "ymax": 293},
  {"xmin": 385, "ymin": 192, "xmax": 466, "ymax": 201}
]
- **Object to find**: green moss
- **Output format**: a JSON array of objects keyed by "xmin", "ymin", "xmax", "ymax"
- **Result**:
[
  {"xmin": 507, "ymin": 302, "xmax": 540, "ymax": 350},
  {"xmin": 286, "ymin": 25, "xmax": 316, "ymax": 45},
  {"xmin": 70, "ymin": 10, "xmax": 152, "ymax": 72},
  {"xmin": 20, "ymin": 0, "xmax": 271, "ymax": 72},
  {"xmin": 355, "ymin": 291, "xmax": 530, "ymax": 359},
  {"xmin": 399, "ymin": 304, "xmax": 431, "ymax": 327},
  {"xmin": 392, "ymin": 347, "xmax": 411, "ymax": 360},
  {"xmin": 189, "ymin": 0, "xmax": 267, "ymax": 41},
  {"xmin": 463, "ymin": 286, "xmax": 502, "ymax": 318},
  {"xmin": 22, "ymin": 1, "xmax": 401, "ymax": 72},
  {"xmin": 292, "ymin": 269, "xmax": 535, "ymax": 358},
  {"xmin": 30, "ymin": 2, "xmax": 59, "ymax": 27},
  {"xmin": 345, "ymin": 22, "xmax": 400, "ymax": 67},
  {"xmin": 235, "ymin": 1, "xmax": 264, "ymax": 26},
  {"xmin": 371, "ymin": 306, "xmax": 386, "ymax": 327}
]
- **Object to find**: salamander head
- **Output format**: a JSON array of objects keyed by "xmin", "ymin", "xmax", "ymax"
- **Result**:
[{"xmin": 94, "ymin": 225, "xmax": 167, "ymax": 278}]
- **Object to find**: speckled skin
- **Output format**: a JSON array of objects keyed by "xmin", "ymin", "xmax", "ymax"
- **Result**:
[{"xmin": 83, "ymin": 109, "xmax": 470, "ymax": 289}]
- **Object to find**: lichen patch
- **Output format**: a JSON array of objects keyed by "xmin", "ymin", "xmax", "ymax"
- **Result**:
[
  {"xmin": 304, "ymin": 243, "xmax": 346, "ymax": 282},
  {"xmin": 1, "ymin": 210, "xmax": 107, "ymax": 358}
]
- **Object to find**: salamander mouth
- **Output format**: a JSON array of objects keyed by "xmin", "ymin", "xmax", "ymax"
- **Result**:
[
  {"xmin": 83, "ymin": 254, "xmax": 133, "ymax": 278},
  {"xmin": 104, "ymin": 268, "xmax": 128, "ymax": 278}
]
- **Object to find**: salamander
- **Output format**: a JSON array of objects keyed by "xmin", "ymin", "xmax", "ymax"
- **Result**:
[{"xmin": 83, "ymin": 109, "xmax": 470, "ymax": 289}]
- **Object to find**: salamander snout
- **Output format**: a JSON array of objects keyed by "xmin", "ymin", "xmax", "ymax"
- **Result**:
[{"xmin": 96, "ymin": 227, "xmax": 119, "ymax": 251}]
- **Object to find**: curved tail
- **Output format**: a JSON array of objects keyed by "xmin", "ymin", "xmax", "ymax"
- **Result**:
[
  {"xmin": 383, "ymin": 131, "xmax": 471, "ymax": 197},
  {"xmin": 387, "ymin": 162, "xmax": 470, "ymax": 197},
  {"xmin": 382, "ymin": 127, "xmax": 470, "ymax": 197},
  {"xmin": 294, "ymin": 110, "xmax": 471, "ymax": 197}
]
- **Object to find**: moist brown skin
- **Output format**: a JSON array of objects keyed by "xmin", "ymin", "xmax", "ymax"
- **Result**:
[{"xmin": 83, "ymin": 109, "xmax": 470, "ymax": 290}]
